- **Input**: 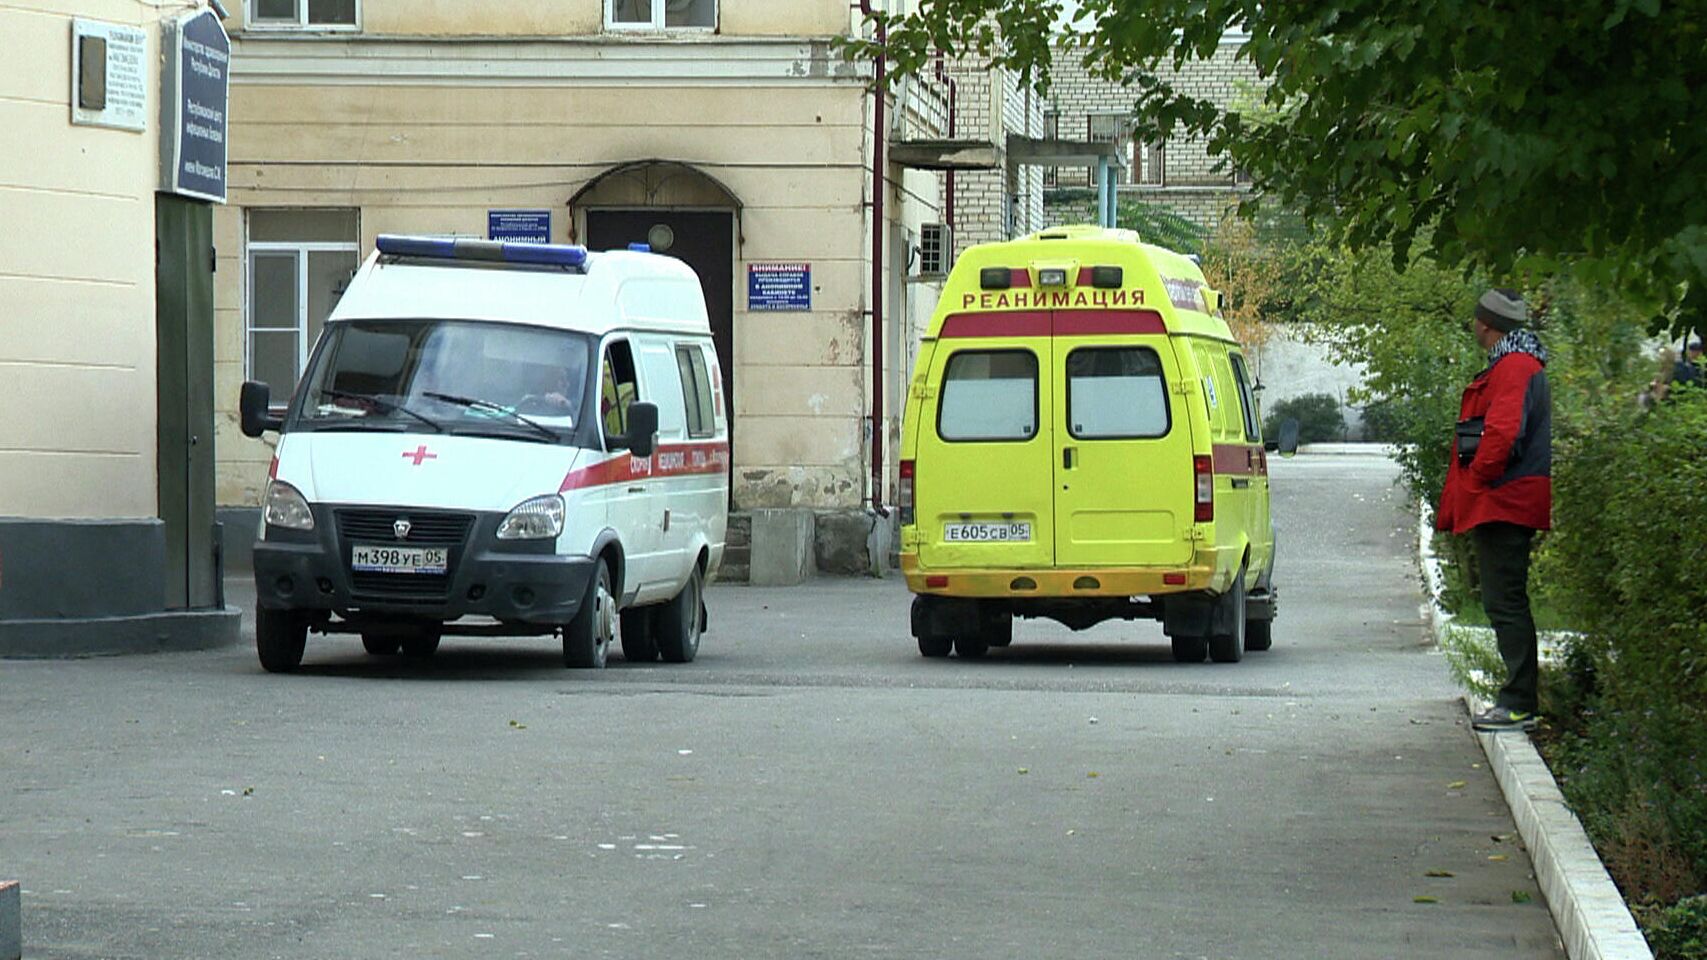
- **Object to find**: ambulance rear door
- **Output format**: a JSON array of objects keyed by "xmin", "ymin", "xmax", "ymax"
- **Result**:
[{"xmin": 913, "ymin": 311, "xmax": 1056, "ymax": 570}]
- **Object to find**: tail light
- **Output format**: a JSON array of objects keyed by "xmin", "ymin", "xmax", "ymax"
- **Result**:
[
  {"xmin": 899, "ymin": 459, "xmax": 915, "ymax": 526},
  {"xmin": 1194, "ymin": 454, "xmax": 1214, "ymax": 522}
]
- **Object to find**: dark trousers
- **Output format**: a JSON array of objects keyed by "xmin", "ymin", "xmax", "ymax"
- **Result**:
[{"xmin": 1473, "ymin": 522, "xmax": 1539, "ymax": 713}]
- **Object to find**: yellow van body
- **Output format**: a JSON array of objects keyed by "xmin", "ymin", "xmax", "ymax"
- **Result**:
[{"xmin": 899, "ymin": 225, "xmax": 1277, "ymax": 663}]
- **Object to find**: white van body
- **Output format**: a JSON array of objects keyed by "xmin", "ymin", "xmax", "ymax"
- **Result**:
[{"xmin": 246, "ymin": 237, "xmax": 727, "ymax": 672}]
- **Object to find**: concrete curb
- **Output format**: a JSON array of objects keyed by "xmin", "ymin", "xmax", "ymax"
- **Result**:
[
  {"xmin": 1296, "ymin": 441, "xmax": 1401, "ymax": 456},
  {"xmin": 1, "ymin": 880, "xmax": 18, "ymax": 960},
  {"xmin": 1418, "ymin": 508, "xmax": 1653, "ymax": 960}
]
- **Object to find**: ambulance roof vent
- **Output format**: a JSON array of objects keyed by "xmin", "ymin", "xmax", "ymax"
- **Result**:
[{"xmin": 375, "ymin": 234, "xmax": 589, "ymax": 270}]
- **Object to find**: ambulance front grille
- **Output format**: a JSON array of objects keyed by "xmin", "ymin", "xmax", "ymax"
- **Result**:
[{"xmin": 336, "ymin": 508, "xmax": 474, "ymax": 604}]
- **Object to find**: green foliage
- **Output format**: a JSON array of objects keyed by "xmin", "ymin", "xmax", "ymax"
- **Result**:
[
  {"xmin": 1357, "ymin": 399, "xmax": 1402, "ymax": 443},
  {"xmin": 1262, "ymin": 392, "xmax": 1344, "ymax": 444},
  {"xmin": 847, "ymin": 0, "xmax": 1707, "ymax": 326},
  {"xmin": 1118, "ymin": 198, "xmax": 1206, "ymax": 253},
  {"xmin": 1537, "ymin": 390, "xmax": 1707, "ymax": 907},
  {"xmin": 1645, "ymin": 896, "xmax": 1707, "ymax": 960}
]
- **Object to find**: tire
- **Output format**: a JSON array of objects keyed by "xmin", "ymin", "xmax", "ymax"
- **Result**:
[
  {"xmin": 256, "ymin": 606, "xmax": 308, "ymax": 673},
  {"xmin": 400, "ymin": 628, "xmax": 441, "ymax": 659},
  {"xmin": 1209, "ymin": 570, "xmax": 1248, "ymax": 663},
  {"xmin": 1245, "ymin": 616, "xmax": 1274, "ymax": 653},
  {"xmin": 620, "ymin": 607, "xmax": 659, "ymax": 663},
  {"xmin": 918, "ymin": 634, "xmax": 953, "ymax": 658},
  {"xmin": 1170, "ymin": 634, "xmax": 1208, "ymax": 663},
  {"xmin": 954, "ymin": 635, "xmax": 990, "ymax": 659},
  {"xmin": 983, "ymin": 608, "xmax": 1014, "ymax": 648},
  {"xmin": 361, "ymin": 633, "xmax": 401, "ymax": 656},
  {"xmin": 563, "ymin": 560, "xmax": 614, "ymax": 669},
  {"xmin": 656, "ymin": 565, "xmax": 704, "ymax": 664}
]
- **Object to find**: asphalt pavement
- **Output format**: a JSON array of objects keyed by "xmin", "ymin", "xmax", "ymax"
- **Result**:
[{"xmin": 0, "ymin": 451, "xmax": 1563, "ymax": 959}]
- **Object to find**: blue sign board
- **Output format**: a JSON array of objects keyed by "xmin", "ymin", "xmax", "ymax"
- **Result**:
[
  {"xmin": 748, "ymin": 262, "xmax": 812, "ymax": 312},
  {"xmin": 488, "ymin": 210, "xmax": 552, "ymax": 244},
  {"xmin": 161, "ymin": 9, "xmax": 230, "ymax": 203}
]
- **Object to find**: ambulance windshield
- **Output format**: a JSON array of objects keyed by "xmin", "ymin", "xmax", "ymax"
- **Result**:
[{"xmin": 295, "ymin": 319, "xmax": 592, "ymax": 442}]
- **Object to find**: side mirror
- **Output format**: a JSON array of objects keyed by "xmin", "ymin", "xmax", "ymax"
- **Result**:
[
  {"xmin": 624, "ymin": 401, "xmax": 659, "ymax": 459},
  {"xmin": 239, "ymin": 381, "xmax": 283, "ymax": 437},
  {"xmin": 1277, "ymin": 417, "xmax": 1301, "ymax": 458}
]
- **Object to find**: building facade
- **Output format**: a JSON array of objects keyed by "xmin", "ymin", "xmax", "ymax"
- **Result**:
[{"xmin": 215, "ymin": 1, "xmax": 990, "ymax": 572}]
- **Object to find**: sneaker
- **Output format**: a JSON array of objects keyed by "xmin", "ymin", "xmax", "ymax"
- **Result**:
[{"xmin": 1472, "ymin": 705, "xmax": 1538, "ymax": 732}]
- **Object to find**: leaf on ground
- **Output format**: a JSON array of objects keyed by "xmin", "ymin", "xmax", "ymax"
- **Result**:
[
  {"xmin": 1447, "ymin": 780, "xmax": 1468, "ymax": 790},
  {"xmin": 242, "ymin": 786, "xmax": 254, "ymax": 797},
  {"xmin": 1087, "ymin": 772, "xmax": 1100, "ymax": 779},
  {"xmin": 1017, "ymin": 768, "xmax": 1029, "ymax": 775},
  {"xmin": 1489, "ymin": 854, "xmax": 1510, "ymax": 862},
  {"xmin": 508, "ymin": 720, "xmax": 527, "ymax": 730},
  {"xmin": 1424, "ymin": 870, "xmax": 1455, "ymax": 878},
  {"xmin": 1413, "ymin": 895, "xmax": 1439, "ymax": 904},
  {"xmin": 1511, "ymin": 890, "xmax": 1532, "ymax": 903}
]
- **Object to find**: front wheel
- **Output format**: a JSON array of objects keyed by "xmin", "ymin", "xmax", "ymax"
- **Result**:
[
  {"xmin": 656, "ymin": 565, "xmax": 703, "ymax": 664},
  {"xmin": 400, "ymin": 628, "xmax": 441, "ymax": 659},
  {"xmin": 1245, "ymin": 616, "xmax": 1274, "ymax": 653},
  {"xmin": 361, "ymin": 633, "xmax": 400, "ymax": 656},
  {"xmin": 563, "ymin": 561, "xmax": 614, "ymax": 669},
  {"xmin": 256, "ymin": 607, "xmax": 308, "ymax": 673},
  {"xmin": 1170, "ymin": 634, "xmax": 1208, "ymax": 663},
  {"xmin": 1209, "ymin": 571, "xmax": 1248, "ymax": 663}
]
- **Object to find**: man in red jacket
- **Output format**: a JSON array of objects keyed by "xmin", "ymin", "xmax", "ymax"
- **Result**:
[{"xmin": 1437, "ymin": 288, "xmax": 1552, "ymax": 732}]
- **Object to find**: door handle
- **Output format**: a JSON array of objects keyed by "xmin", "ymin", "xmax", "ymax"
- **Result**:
[
  {"xmin": 628, "ymin": 486, "xmax": 647, "ymax": 494},
  {"xmin": 1231, "ymin": 478, "xmax": 1251, "ymax": 489},
  {"xmin": 1062, "ymin": 447, "xmax": 1075, "ymax": 470}
]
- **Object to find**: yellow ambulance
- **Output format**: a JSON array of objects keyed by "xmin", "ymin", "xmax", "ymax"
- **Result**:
[{"xmin": 899, "ymin": 225, "xmax": 1293, "ymax": 663}]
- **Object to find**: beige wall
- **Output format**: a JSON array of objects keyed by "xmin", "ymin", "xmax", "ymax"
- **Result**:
[
  {"xmin": 228, "ymin": 0, "xmax": 849, "ymax": 38},
  {"xmin": 0, "ymin": 1, "xmax": 161, "ymax": 519},
  {"xmin": 214, "ymin": 47, "xmax": 933, "ymax": 511}
]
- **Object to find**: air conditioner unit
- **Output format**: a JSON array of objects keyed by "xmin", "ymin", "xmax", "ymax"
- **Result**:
[{"xmin": 918, "ymin": 223, "xmax": 952, "ymax": 278}]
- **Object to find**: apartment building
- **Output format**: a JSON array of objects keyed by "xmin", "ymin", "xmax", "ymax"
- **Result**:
[{"xmin": 214, "ymin": 0, "xmax": 1054, "ymax": 576}]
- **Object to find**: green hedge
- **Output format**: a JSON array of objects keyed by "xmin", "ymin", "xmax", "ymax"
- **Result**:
[
  {"xmin": 1262, "ymin": 392, "xmax": 1346, "ymax": 444},
  {"xmin": 1535, "ymin": 387, "xmax": 1707, "ymax": 933}
]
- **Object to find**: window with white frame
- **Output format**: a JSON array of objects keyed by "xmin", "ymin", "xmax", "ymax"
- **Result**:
[
  {"xmin": 1134, "ymin": 140, "xmax": 1166, "ymax": 186},
  {"xmin": 1042, "ymin": 111, "xmax": 1059, "ymax": 187},
  {"xmin": 606, "ymin": 0, "xmax": 716, "ymax": 30},
  {"xmin": 1086, "ymin": 113, "xmax": 1131, "ymax": 186},
  {"xmin": 246, "ymin": 209, "xmax": 360, "ymax": 401},
  {"xmin": 248, "ymin": 0, "xmax": 357, "ymax": 29}
]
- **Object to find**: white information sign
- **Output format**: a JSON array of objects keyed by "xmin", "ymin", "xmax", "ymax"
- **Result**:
[{"xmin": 71, "ymin": 19, "xmax": 148, "ymax": 132}]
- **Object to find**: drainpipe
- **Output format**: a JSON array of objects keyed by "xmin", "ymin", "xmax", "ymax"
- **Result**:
[{"xmin": 857, "ymin": 0, "xmax": 887, "ymax": 513}]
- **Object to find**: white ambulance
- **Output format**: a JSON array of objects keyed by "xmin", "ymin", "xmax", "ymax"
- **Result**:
[{"xmin": 240, "ymin": 235, "xmax": 728, "ymax": 673}]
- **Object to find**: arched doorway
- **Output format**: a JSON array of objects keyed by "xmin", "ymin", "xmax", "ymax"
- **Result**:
[{"xmin": 569, "ymin": 161, "xmax": 741, "ymax": 461}]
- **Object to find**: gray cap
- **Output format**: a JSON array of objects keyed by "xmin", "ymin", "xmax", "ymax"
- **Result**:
[{"xmin": 1475, "ymin": 288, "xmax": 1527, "ymax": 333}]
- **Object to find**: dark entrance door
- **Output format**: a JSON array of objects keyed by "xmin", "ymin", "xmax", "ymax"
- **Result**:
[
  {"xmin": 155, "ymin": 194, "xmax": 219, "ymax": 609},
  {"xmin": 585, "ymin": 210, "xmax": 735, "ymax": 437}
]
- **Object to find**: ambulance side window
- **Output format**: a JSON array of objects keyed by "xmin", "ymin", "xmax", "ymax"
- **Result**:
[
  {"xmin": 938, "ymin": 350, "xmax": 1038, "ymax": 442},
  {"xmin": 1066, "ymin": 347, "xmax": 1170, "ymax": 439},
  {"xmin": 600, "ymin": 339, "xmax": 639, "ymax": 444},
  {"xmin": 676, "ymin": 345, "xmax": 715, "ymax": 440},
  {"xmin": 1229, "ymin": 353, "xmax": 1261, "ymax": 443}
]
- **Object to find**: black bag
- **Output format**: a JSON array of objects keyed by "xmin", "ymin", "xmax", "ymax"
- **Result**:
[{"xmin": 1455, "ymin": 417, "xmax": 1485, "ymax": 467}]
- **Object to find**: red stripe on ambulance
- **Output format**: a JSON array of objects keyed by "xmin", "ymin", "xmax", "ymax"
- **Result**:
[{"xmin": 559, "ymin": 440, "xmax": 730, "ymax": 493}]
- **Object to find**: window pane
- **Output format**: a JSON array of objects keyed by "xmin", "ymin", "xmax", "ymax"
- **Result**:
[
  {"xmin": 610, "ymin": 0, "xmax": 653, "ymax": 24},
  {"xmin": 306, "ymin": 0, "xmax": 356, "ymax": 24},
  {"xmin": 1067, "ymin": 348, "xmax": 1169, "ymax": 439},
  {"xmin": 676, "ymin": 348, "xmax": 704, "ymax": 437},
  {"xmin": 250, "ymin": 330, "xmax": 300, "ymax": 392},
  {"xmin": 938, "ymin": 351, "xmax": 1037, "ymax": 442},
  {"xmin": 250, "ymin": 251, "xmax": 299, "ymax": 330},
  {"xmin": 689, "ymin": 348, "xmax": 715, "ymax": 432},
  {"xmin": 664, "ymin": 0, "xmax": 715, "ymax": 28},
  {"xmin": 254, "ymin": 0, "xmax": 298, "ymax": 22},
  {"xmin": 1229, "ymin": 354, "xmax": 1260, "ymax": 441},
  {"xmin": 306, "ymin": 250, "xmax": 358, "ymax": 354},
  {"xmin": 249, "ymin": 208, "xmax": 359, "ymax": 244}
]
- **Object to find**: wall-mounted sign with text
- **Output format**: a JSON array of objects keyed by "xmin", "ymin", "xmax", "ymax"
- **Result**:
[
  {"xmin": 160, "ymin": 9, "xmax": 230, "ymax": 203},
  {"xmin": 488, "ymin": 210, "xmax": 552, "ymax": 244},
  {"xmin": 747, "ymin": 262, "xmax": 812, "ymax": 312},
  {"xmin": 70, "ymin": 19, "xmax": 148, "ymax": 131}
]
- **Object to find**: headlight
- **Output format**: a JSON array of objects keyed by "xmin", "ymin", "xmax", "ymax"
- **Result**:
[
  {"xmin": 263, "ymin": 480, "xmax": 314, "ymax": 530},
  {"xmin": 497, "ymin": 494, "xmax": 565, "ymax": 541}
]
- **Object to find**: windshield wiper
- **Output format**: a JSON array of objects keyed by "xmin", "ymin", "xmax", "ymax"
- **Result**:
[
  {"xmin": 318, "ymin": 388, "xmax": 445, "ymax": 433},
  {"xmin": 422, "ymin": 391, "xmax": 560, "ymax": 442}
]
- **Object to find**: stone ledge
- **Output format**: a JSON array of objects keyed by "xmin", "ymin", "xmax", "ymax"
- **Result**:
[
  {"xmin": 0, "ymin": 607, "xmax": 242, "ymax": 659},
  {"xmin": 1419, "ymin": 506, "xmax": 1653, "ymax": 960}
]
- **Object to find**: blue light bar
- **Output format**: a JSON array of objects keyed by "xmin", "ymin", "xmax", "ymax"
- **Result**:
[
  {"xmin": 627, "ymin": 243, "xmax": 651, "ymax": 253},
  {"xmin": 376, "ymin": 234, "xmax": 588, "ymax": 269}
]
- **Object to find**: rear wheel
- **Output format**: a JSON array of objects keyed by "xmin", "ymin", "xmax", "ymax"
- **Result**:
[
  {"xmin": 563, "ymin": 561, "xmax": 614, "ymax": 669},
  {"xmin": 656, "ymin": 565, "xmax": 704, "ymax": 664},
  {"xmin": 918, "ymin": 634, "xmax": 953, "ymax": 658},
  {"xmin": 982, "ymin": 608, "xmax": 1014, "ymax": 648},
  {"xmin": 256, "ymin": 607, "xmax": 308, "ymax": 673},
  {"xmin": 361, "ymin": 633, "xmax": 400, "ymax": 656},
  {"xmin": 620, "ymin": 607, "xmax": 659, "ymax": 663},
  {"xmin": 1245, "ymin": 616, "xmax": 1274, "ymax": 653},
  {"xmin": 954, "ymin": 635, "xmax": 990, "ymax": 659},
  {"xmin": 1209, "ymin": 571, "xmax": 1248, "ymax": 663}
]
